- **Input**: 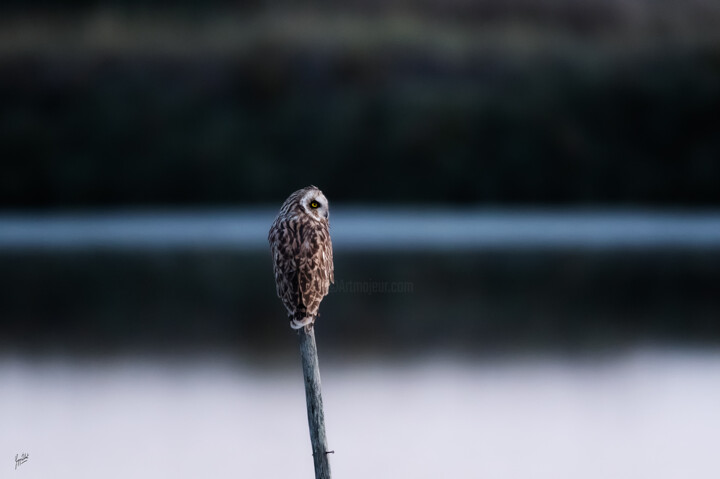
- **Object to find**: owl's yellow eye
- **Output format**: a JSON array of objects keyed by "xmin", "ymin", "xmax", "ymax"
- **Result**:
[{"xmin": 310, "ymin": 201, "xmax": 319, "ymax": 208}]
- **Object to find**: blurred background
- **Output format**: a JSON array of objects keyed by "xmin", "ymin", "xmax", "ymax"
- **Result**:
[{"xmin": 2, "ymin": 1, "xmax": 720, "ymax": 478}]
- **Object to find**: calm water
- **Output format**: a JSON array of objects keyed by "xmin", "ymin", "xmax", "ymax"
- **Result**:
[
  {"xmin": 1, "ymin": 208, "xmax": 720, "ymax": 251},
  {"xmin": 3, "ymin": 349, "xmax": 720, "ymax": 478}
]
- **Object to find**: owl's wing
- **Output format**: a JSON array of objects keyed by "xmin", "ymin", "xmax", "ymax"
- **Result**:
[
  {"xmin": 297, "ymin": 222, "xmax": 333, "ymax": 315},
  {"xmin": 327, "ymin": 231, "xmax": 334, "ymax": 284},
  {"xmin": 269, "ymin": 223, "xmax": 301, "ymax": 317}
]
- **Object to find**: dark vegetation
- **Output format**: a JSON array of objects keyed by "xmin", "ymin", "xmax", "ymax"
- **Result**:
[
  {"xmin": 2, "ymin": 251, "xmax": 718, "ymax": 354},
  {"xmin": 2, "ymin": 3, "xmax": 720, "ymax": 208}
]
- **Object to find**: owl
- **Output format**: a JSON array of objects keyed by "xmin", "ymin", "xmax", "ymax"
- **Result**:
[{"xmin": 268, "ymin": 186, "xmax": 335, "ymax": 330}]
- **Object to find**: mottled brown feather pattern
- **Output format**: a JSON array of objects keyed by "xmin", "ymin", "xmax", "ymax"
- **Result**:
[{"xmin": 268, "ymin": 186, "xmax": 334, "ymax": 329}]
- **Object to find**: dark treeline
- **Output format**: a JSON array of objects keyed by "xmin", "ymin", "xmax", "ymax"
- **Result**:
[
  {"xmin": 3, "ymin": 48, "xmax": 719, "ymax": 207},
  {"xmin": 2, "ymin": 6, "xmax": 720, "ymax": 208},
  {"xmin": 2, "ymin": 251, "xmax": 719, "ymax": 354}
]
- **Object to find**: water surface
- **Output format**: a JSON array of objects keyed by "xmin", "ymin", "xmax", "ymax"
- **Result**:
[{"xmin": 3, "ymin": 349, "xmax": 719, "ymax": 478}]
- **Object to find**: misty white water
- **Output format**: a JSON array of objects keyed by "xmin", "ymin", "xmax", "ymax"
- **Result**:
[{"xmin": 2, "ymin": 349, "xmax": 719, "ymax": 478}]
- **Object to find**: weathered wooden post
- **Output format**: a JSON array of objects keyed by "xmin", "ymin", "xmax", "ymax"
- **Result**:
[{"xmin": 298, "ymin": 326, "xmax": 332, "ymax": 479}]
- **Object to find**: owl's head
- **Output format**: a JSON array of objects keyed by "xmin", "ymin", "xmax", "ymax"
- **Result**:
[{"xmin": 286, "ymin": 185, "xmax": 330, "ymax": 222}]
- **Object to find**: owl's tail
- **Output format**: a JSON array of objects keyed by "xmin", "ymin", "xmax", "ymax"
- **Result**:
[{"xmin": 290, "ymin": 315, "xmax": 315, "ymax": 330}]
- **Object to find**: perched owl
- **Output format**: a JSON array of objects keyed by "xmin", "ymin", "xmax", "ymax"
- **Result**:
[{"xmin": 269, "ymin": 186, "xmax": 335, "ymax": 330}]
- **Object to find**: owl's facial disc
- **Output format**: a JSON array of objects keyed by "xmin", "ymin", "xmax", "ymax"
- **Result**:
[{"xmin": 301, "ymin": 189, "xmax": 329, "ymax": 221}]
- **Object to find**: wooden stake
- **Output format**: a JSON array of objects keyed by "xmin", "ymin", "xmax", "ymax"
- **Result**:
[{"xmin": 298, "ymin": 326, "xmax": 332, "ymax": 479}]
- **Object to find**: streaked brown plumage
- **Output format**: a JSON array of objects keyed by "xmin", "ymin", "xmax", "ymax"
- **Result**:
[{"xmin": 269, "ymin": 186, "xmax": 334, "ymax": 329}]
